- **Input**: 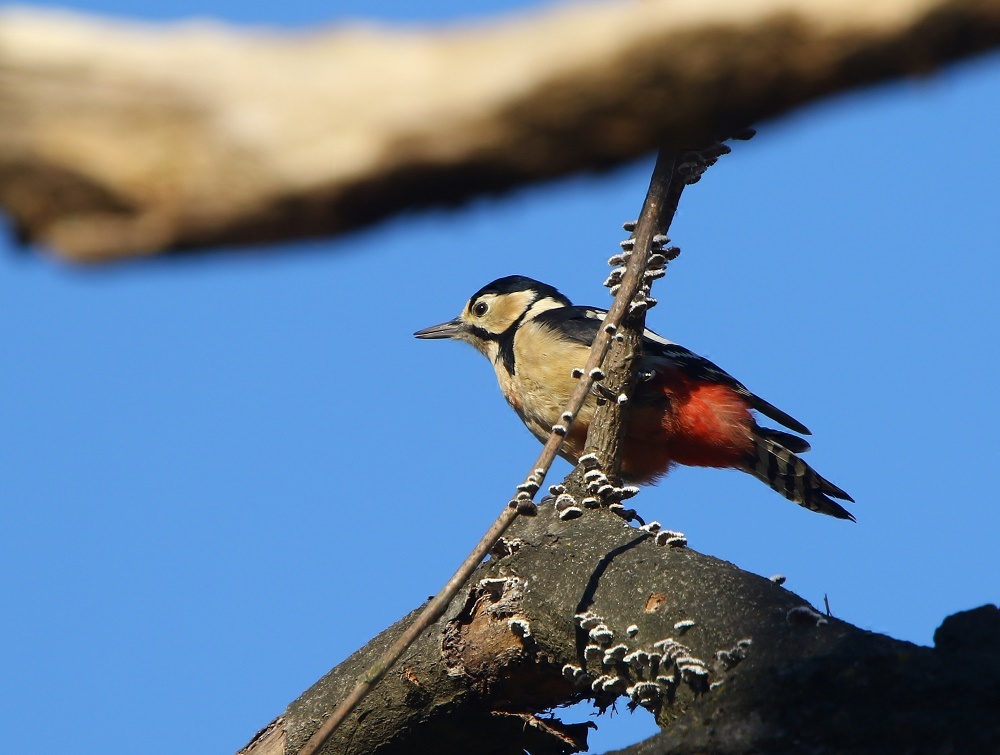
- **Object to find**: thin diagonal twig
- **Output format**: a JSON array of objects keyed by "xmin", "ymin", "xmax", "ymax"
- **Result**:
[{"xmin": 296, "ymin": 142, "xmax": 726, "ymax": 754}]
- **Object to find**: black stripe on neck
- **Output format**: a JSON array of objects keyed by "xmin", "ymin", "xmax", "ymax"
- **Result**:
[
  {"xmin": 467, "ymin": 322, "xmax": 519, "ymax": 376},
  {"xmin": 496, "ymin": 326, "xmax": 517, "ymax": 376}
]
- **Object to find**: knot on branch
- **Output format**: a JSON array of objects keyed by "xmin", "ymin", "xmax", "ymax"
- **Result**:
[{"xmin": 441, "ymin": 574, "xmax": 571, "ymax": 706}]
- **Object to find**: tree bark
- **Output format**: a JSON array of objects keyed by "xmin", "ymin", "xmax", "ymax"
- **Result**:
[
  {"xmin": 238, "ymin": 495, "xmax": 1000, "ymax": 754},
  {"xmin": 3, "ymin": 0, "xmax": 1000, "ymax": 262}
]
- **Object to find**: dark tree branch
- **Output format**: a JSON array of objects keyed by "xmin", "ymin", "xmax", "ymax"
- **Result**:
[
  {"xmin": 601, "ymin": 605, "xmax": 1000, "ymax": 754},
  {"xmin": 239, "ymin": 502, "xmax": 1000, "ymax": 754}
]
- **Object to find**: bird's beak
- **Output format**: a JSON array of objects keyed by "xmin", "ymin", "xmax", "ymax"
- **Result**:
[{"xmin": 414, "ymin": 318, "xmax": 465, "ymax": 339}]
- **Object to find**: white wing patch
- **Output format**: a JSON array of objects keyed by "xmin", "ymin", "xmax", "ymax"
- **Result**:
[
  {"xmin": 576, "ymin": 306, "xmax": 675, "ymax": 346},
  {"xmin": 643, "ymin": 327, "xmax": 674, "ymax": 346}
]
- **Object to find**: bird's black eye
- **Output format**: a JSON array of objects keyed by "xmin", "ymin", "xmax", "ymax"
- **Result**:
[{"xmin": 472, "ymin": 301, "xmax": 489, "ymax": 317}]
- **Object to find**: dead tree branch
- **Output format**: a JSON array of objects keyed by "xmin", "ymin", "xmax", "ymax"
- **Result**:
[
  {"xmin": 3, "ymin": 0, "xmax": 1000, "ymax": 262},
  {"xmin": 238, "ymin": 504, "xmax": 1000, "ymax": 754}
]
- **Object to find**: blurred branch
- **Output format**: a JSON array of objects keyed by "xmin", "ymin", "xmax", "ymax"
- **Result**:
[{"xmin": 2, "ymin": 0, "xmax": 1000, "ymax": 262}]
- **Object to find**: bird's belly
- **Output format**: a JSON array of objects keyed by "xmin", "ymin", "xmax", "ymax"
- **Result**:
[
  {"xmin": 668, "ymin": 382, "xmax": 753, "ymax": 466},
  {"xmin": 509, "ymin": 371, "xmax": 595, "ymax": 459}
]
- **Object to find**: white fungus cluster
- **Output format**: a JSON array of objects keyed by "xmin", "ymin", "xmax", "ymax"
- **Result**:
[
  {"xmin": 655, "ymin": 529, "xmax": 688, "ymax": 548},
  {"xmin": 563, "ymin": 610, "xmax": 728, "ymax": 712},
  {"xmin": 606, "ymin": 225, "xmax": 679, "ymax": 313}
]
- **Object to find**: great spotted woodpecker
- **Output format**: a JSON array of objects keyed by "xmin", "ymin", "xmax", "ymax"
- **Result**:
[{"xmin": 415, "ymin": 275, "xmax": 854, "ymax": 520}]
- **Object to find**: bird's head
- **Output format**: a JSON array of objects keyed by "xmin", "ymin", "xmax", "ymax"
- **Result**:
[{"xmin": 414, "ymin": 275, "xmax": 571, "ymax": 360}]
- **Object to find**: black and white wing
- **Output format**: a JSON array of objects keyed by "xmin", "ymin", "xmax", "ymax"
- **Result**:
[
  {"xmin": 532, "ymin": 306, "xmax": 811, "ymax": 437},
  {"xmin": 642, "ymin": 339, "xmax": 812, "ymax": 436}
]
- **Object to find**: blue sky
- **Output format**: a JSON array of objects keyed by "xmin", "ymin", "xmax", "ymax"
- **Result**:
[{"xmin": 2, "ymin": 2, "xmax": 999, "ymax": 753}]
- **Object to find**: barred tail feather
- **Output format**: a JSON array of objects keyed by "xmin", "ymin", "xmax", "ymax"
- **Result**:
[
  {"xmin": 746, "ymin": 436, "xmax": 855, "ymax": 521},
  {"xmin": 755, "ymin": 426, "xmax": 811, "ymax": 454}
]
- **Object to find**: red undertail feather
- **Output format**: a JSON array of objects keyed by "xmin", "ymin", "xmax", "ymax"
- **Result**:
[
  {"xmin": 668, "ymin": 381, "xmax": 754, "ymax": 468},
  {"xmin": 621, "ymin": 372, "xmax": 753, "ymax": 483},
  {"xmin": 622, "ymin": 370, "xmax": 854, "ymax": 520}
]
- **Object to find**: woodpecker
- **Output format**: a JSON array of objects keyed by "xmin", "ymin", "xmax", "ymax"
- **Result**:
[{"xmin": 415, "ymin": 275, "xmax": 854, "ymax": 520}]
